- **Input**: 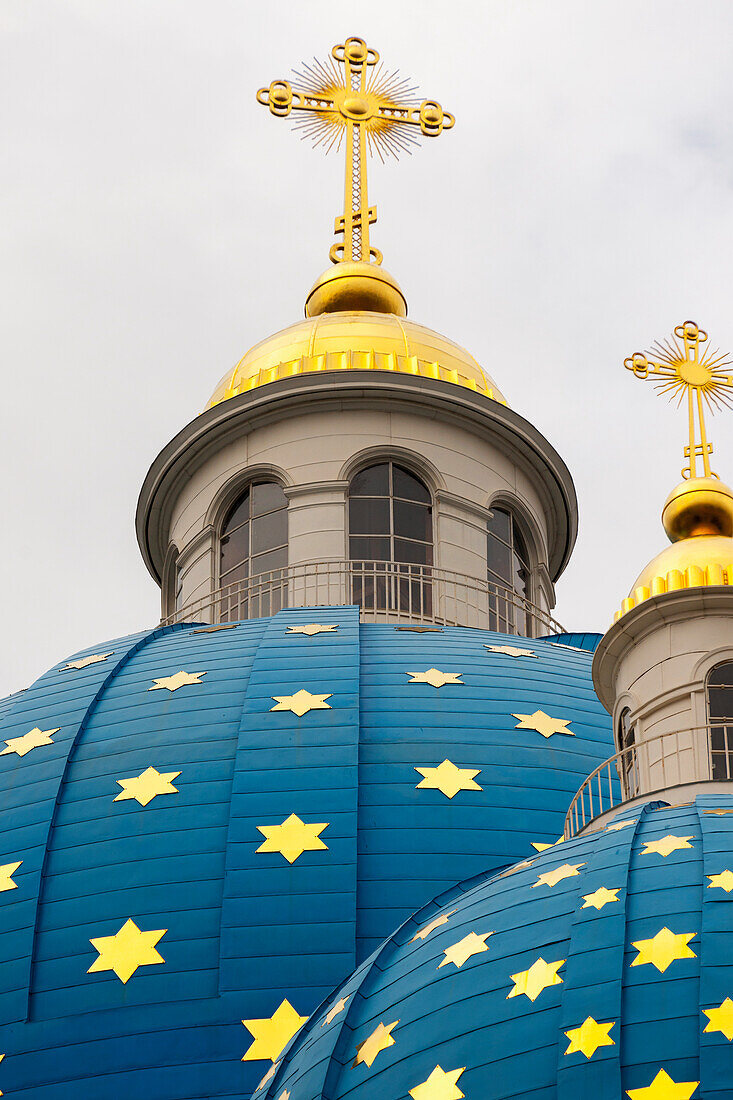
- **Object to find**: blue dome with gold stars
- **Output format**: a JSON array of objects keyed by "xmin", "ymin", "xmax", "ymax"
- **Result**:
[
  {"xmin": 0, "ymin": 608, "xmax": 612, "ymax": 1098},
  {"xmin": 264, "ymin": 793, "xmax": 733, "ymax": 1100}
]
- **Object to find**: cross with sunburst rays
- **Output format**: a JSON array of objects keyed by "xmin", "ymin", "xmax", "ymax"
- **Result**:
[
  {"xmin": 256, "ymin": 36, "xmax": 454, "ymax": 267},
  {"xmin": 625, "ymin": 321, "xmax": 733, "ymax": 480}
]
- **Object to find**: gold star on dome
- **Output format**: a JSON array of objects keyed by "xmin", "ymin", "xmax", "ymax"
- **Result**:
[
  {"xmin": 415, "ymin": 760, "xmax": 482, "ymax": 799},
  {"xmin": 410, "ymin": 910, "xmax": 456, "ymax": 942},
  {"xmin": 256, "ymin": 814, "xmax": 328, "ymax": 864},
  {"xmin": 113, "ymin": 766, "xmax": 181, "ymax": 808},
  {"xmin": 531, "ymin": 836, "xmax": 564, "ymax": 852},
  {"xmin": 641, "ymin": 835, "xmax": 694, "ymax": 858},
  {"xmin": 0, "ymin": 726, "xmax": 59, "ymax": 758},
  {"xmin": 270, "ymin": 689, "xmax": 332, "ymax": 717},
  {"xmin": 438, "ymin": 930, "xmax": 493, "ymax": 969},
  {"xmin": 408, "ymin": 669, "xmax": 464, "ymax": 688},
  {"xmin": 322, "ymin": 995, "xmax": 349, "ymax": 1026},
  {"xmin": 242, "ymin": 999, "xmax": 308, "ymax": 1062},
  {"xmin": 532, "ymin": 862, "xmax": 586, "ymax": 889},
  {"xmin": 507, "ymin": 957, "xmax": 565, "ymax": 1002},
  {"xmin": 626, "ymin": 1068, "xmax": 699, "ymax": 1100},
  {"xmin": 513, "ymin": 711, "xmax": 574, "ymax": 739},
  {"xmin": 581, "ymin": 886, "xmax": 620, "ymax": 911},
  {"xmin": 0, "ymin": 861, "xmax": 22, "ymax": 893},
  {"xmin": 256, "ymin": 1062, "xmax": 280, "ymax": 1091},
  {"xmin": 606, "ymin": 818, "xmax": 638, "ymax": 832},
  {"xmin": 409, "ymin": 1064, "xmax": 466, "ymax": 1100},
  {"xmin": 485, "ymin": 644, "xmax": 537, "ymax": 658},
  {"xmin": 564, "ymin": 1016, "xmax": 615, "ymax": 1059},
  {"xmin": 703, "ymin": 997, "xmax": 733, "ymax": 1040},
  {"xmin": 148, "ymin": 670, "xmax": 206, "ymax": 692},
  {"xmin": 352, "ymin": 1020, "xmax": 398, "ymax": 1068},
  {"xmin": 62, "ymin": 652, "xmax": 113, "ymax": 670},
  {"xmin": 708, "ymin": 870, "xmax": 733, "ymax": 893},
  {"xmin": 286, "ymin": 623, "xmax": 338, "ymax": 636},
  {"xmin": 497, "ymin": 858, "xmax": 535, "ymax": 878},
  {"xmin": 87, "ymin": 918, "xmax": 166, "ymax": 984},
  {"xmin": 276, "ymin": 1092, "xmax": 290, "ymax": 1100},
  {"xmin": 705, "ymin": 807, "xmax": 733, "ymax": 815},
  {"xmin": 630, "ymin": 927, "xmax": 696, "ymax": 973}
]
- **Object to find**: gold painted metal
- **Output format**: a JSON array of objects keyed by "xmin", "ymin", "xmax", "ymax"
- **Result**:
[
  {"xmin": 414, "ymin": 759, "xmax": 482, "ymax": 799},
  {"xmin": 627, "ymin": 1069, "xmax": 699, "ymax": 1100},
  {"xmin": 191, "ymin": 624, "xmax": 238, "ymax": 633},
  {"xmin": 437, "ymin": 930, "xmax": 493, "ymax": 969},
  {"xmin": 62, "ymin": 652, "xmax": 113, "ymax": 670},
  {"xmin": 87, "ymin": 918, "xmax": 166, "ymax": 984},
  {"xmin": 305, "ymin": 262, "xmax": 407, "ymax": 317},
  {"xmin": 322, "ymin": 996, "xmax": 349, "ymax": 1026},
  {"xmin": 507, "ymin": 957, "xmax": 565, "ymax": 1002},
  {"xmin": 0, "ymin": 726, "xmax": 59, "ymax": 758},
  {"xmin": 640, "ymin": 834, "xmax": 694, "ymax": 858},
  {"xmin": 395, "ymin": 626, "xmax": 444, "ymax": 632},
  {"xmin": 496, "ymin": 858, "xmax": 535, "ymax": 879},
  {"xmin": 285, "ymin": 623, "xmax": 338, "ymax": 636},
  {"xmin": 485, "ymin": 644, "xmax": 537, "ymax": 658},
  {"xmin": 532, "ymin": 862, "xmax": 586, "ymax": 889},
  {"xmin": 270, "ymin": 689, "xmax": 332, "ymax": 716},
  {"xmin": 257, "ymin": 36, "xmax": 454, "ymax": 268},
  {"xmin": 630, "ymin": 927, "xmax": 696, "ymax": 973},
  {"xmin": 256, "ymin": 1063, "xmax": 280, "ymax": 1091},
  {"xmin": 512, "ymin": 710, "xmax": 574, "ymax": 739},
  {"xmin": 580, "ymin": 886, "xmax": 620, "ymax": 910},
  {"xmin": 707, "ymin": 870, "xmax": 733, "ymax": 893},
  {"xmin": 242, "ymin": 999, "xmax": 308, "ymax": 1063},
  {"xmin": 410, "ymin": 910, "xmax": 456, "ymax": 942},
  {"xmin": 563, "ymin": 1017, "xmax": 615, "ymax": 1059},
  {"xmin": 114, "ymin": 766, "xmax": 181, "ymax": 807},
  {"xmin": 148, "ymin": 670, "xmax": 206, "ymax": 692},
  {"xmin": 255, "ymin": 813, "xmax": 328, "ymax": 863},
  {"xmin": 0, "ymin": 861, "xmax": 22, "ymax": 893},
  {"xmin": 409, "ymin": 1065, "xmax": 466, "ymax": 1100},
  {"xmin": 605, "ymin": 818, "xmax": 637, "ymax": 831},
  {"xmin": 407, "ymin": 668, "xmax": 463, "ymax": 688},
  {"xmin": 352, "ymin": 1020, "xmax": 399, "ymax": 1069},
  {"xmin": 531, "ymin": 836, "xmax": 565, "ymax": 852},
  {"xmin": 703, "ymin": 997, "xmax": 733, "ymax": 1040}
]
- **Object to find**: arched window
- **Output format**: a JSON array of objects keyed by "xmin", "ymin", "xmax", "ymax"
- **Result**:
[
  {"xmin": 707, "ymin": 662, "xmax": 733, "ymax": 780},
  {"xmin": 617, "ymin": 706, "xmax": 639, "ymax": 797},
  {"xmin": 219, "ymin": 481, "xmax": 288, "ymax": 620},
  {"xmin": 487, "ymin": 507, "xmax": 531, "ymax": 635},
  {"xmin": 348, "ymin": 461, "xmax": 433, "ymax": 617}
]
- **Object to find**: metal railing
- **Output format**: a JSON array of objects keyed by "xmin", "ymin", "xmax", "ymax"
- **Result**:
[
  {"xmin": 163, "ymin": 559, "xmax": 565, "ymax": 636},
  {"xmin": 564, "ymin": 723, "xmax": 732, "ymax": 838}
]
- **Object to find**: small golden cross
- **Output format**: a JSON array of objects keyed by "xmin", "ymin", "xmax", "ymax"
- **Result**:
[
  {"xmin": 625, "ymin": 320, "xmax": 733, "ymax": 480},
  {"xmin": 257, "ymin": 36, "xmax": 454, "ymax": 266}
]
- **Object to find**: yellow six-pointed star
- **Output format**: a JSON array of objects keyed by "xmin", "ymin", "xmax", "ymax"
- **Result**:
[
  {"xmin": 512, "ymin": 711, "xmax": 574, "ymax": 738},
  {"xmin": 270, "ymin": 689, "xmax": 332, "ymax": 717},
  {"xmin": 630, "ymin": 927, "xmax": 696, "ymax": 973},
  {"xmin": 626, "ymin": 1067, "xmax": 699, "ymax": 1100},
  {"xmin": 62, "ymin": 652, "xmax": 113, "ymax": 670},
  {"xmin": 0, "ymin": 727, "xmax": 60, "ymax": 757},
  {"xmin": 703, "ymin": 996, "xmax": 733, "ymax": 1040},
  {"xmin": 242, "ymin": 999, "xmax": 308, "ymax": 1062},
  {"xmin": 352, "ymin": 1020, "xmax": 398, "ymax": 1068},
  {"xmin": 707, "ymin": 870, "xmax": 733, "ymax": 893},
  {"xmin": 415, "ymin": 760, "xmax": 482, "ymax": 799},
  {"xmin": 285, "ymin": 624, "xmax": 338, "ymax": 636},
  {"xmin": 408, "ymin": 669, "xmax": 464, "ymax": 689},
  {"xmin": 564, "ymin": 1016, "xmax": 615, "ymax": 1059},
  {"xmin": 606, "ymin": 818, "xmax": 637, "ymax": 832},
  {"xmin": 0, "ymin": 861, "xmax": 22, "ymax": 893},
  {"xmin": 409, "ymin": 1064, "xmax": 466, "ymax": 1100},
  {"xmin": 532, "ymin": 862, "xmax": 586, "ymax": 889},
  {"xmin": 256, "ymin": 1061, "xmax": 280, "ymax": 1091},
  {"xmin": 87, "ymin": 918, "xmax": 166, "ymax": 984},
  {"xmin": 411, "ymin": 911, "xmax": 456, "ymax": 942},
  {"xmin": 322, "ymin": 996, "xmax": 349, "ymax": 1026},
  {"xmin": 148, "ymin": 670, "xmax": 206, "ymax": 692},
  {"xmin": 438, "ymin": 931, "xmax": 492, "ymax": 969},
  {"xmin": 581, "ymin": 886, "xmax": 620, "ymax": 910},
  {"xmin": 507, "ymin": 957, "xmax": 564, "ymax": 1002},
  {"xmin": 256, "ymin": 814, "xmax": 329, "ymax": 863},
  {"xmin": 114, "ymin": 766, "xmax": 181, "ymax": 807},
  {"xmin": 641, "ymin": 835, "xmax": 694, "ymax": 858},
  {"xmin": 485, "ymin": 644, "xmax": 537, "ymax": 658}
]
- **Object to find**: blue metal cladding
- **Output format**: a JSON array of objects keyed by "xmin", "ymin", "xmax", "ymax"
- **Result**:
[
  {"xmin": 267, "ymin": 795, "xmax": 733, "ymax": 1100},
  {"xmin": 0, "ymin": 610, "xmax": 612, "ymax": 1098}
]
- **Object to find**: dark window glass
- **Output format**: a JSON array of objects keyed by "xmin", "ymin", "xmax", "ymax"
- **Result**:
[
  {"xmin": 707, "ymin": 662, "xmax": 733, "ymax": 780},
  {"xmin": 251, "ymin": 509, "xmax": 287, "ymax": 555},
  {"xmin": 487, "ymin": 507, "xmax": 532, "ymax": 635},
  {"xmin": 350, "ymin": 464, "xmax": 390, "ymax": 496},
  {"xmin": 393, "ymin": 465, "xmax": 430, "ymax": 504},
  {"xmin": 251, "ymin": 481, "xmax": 287, "ymax": 517},
  {"xmin": 349, "ymin": 536, "xmax": 391, "ymax": 562},
  {"xmin": 487, "ymin": 507, "xmax": 512, "ymax": 545},
  {"xmin": 223, "ymin": 491, "xmax": 251, "ymax": 534},
  {"xmin": 617, "ymin": 707, "xmax": 639, "ymax": 796},
  {"xmin": 349, "ymin": 498, "xmax": 391, "ymax": 536},
  {"xmin": 393, "ymin": 500, "xmax": 432, "ymax": 541},
  {"xmin": 219, "ymin": 481, "xmax": 288, "ymax": 622}
]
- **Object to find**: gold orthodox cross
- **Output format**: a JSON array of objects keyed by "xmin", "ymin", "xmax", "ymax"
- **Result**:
[
  {"xmin": 625, "ymin": 321, "xmax": 733, "ymax": 480},
  {"xmin": 257, "ymin": 36, "xmax": 454, "ymax": 265}
]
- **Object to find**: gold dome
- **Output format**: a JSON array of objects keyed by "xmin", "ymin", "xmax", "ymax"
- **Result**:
[{"xmin": 206, "ymin": 310, "xmax": 507, "ymax": 411}]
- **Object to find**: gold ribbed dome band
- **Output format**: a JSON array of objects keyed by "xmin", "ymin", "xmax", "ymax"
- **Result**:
[{"xmin": 614, "ymin": 560, "xmax": 733, "ymax": 623}]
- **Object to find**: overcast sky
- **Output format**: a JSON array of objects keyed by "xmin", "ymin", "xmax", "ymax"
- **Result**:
[{"xmin": 2, "ymin": 0, "xmax": 733, "ymax": 697}]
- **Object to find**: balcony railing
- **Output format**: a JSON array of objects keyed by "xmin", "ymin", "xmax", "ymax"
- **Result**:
[
  {"xmin": 163, "ymin": 559, "xmax": 565, "ymax": 636},
  {"xmin": 564, "ymin": 723, "xmax": 733, "ymax": 838}
]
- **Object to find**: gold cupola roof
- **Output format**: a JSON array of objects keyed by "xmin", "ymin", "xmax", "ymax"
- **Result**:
[{"xmin": 615, "ymin": 320, "xmax": 733, "ymax": 621}]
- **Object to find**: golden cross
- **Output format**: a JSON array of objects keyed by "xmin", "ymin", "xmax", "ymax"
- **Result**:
[
  {"xmin": 625, "ymin": 320, "xmax": 733, "ymax": 480},
  {"xmin": 257, "ymin": 36, "xmax": 454, "ymax": 266}
]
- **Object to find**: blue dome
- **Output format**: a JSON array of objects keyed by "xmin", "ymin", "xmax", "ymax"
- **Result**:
[
  {"xmin": 268, "ymin": 794, "xmax": 733, "ymax": 1100},
  {"xmin": 0, "ymin": 608, "xmax": 612, "ymax": 1098}
]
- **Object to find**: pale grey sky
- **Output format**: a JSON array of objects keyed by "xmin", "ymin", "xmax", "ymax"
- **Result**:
[{"xmin": 2, "ymin": 0, "xmax": 733, "ymax": 697}]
